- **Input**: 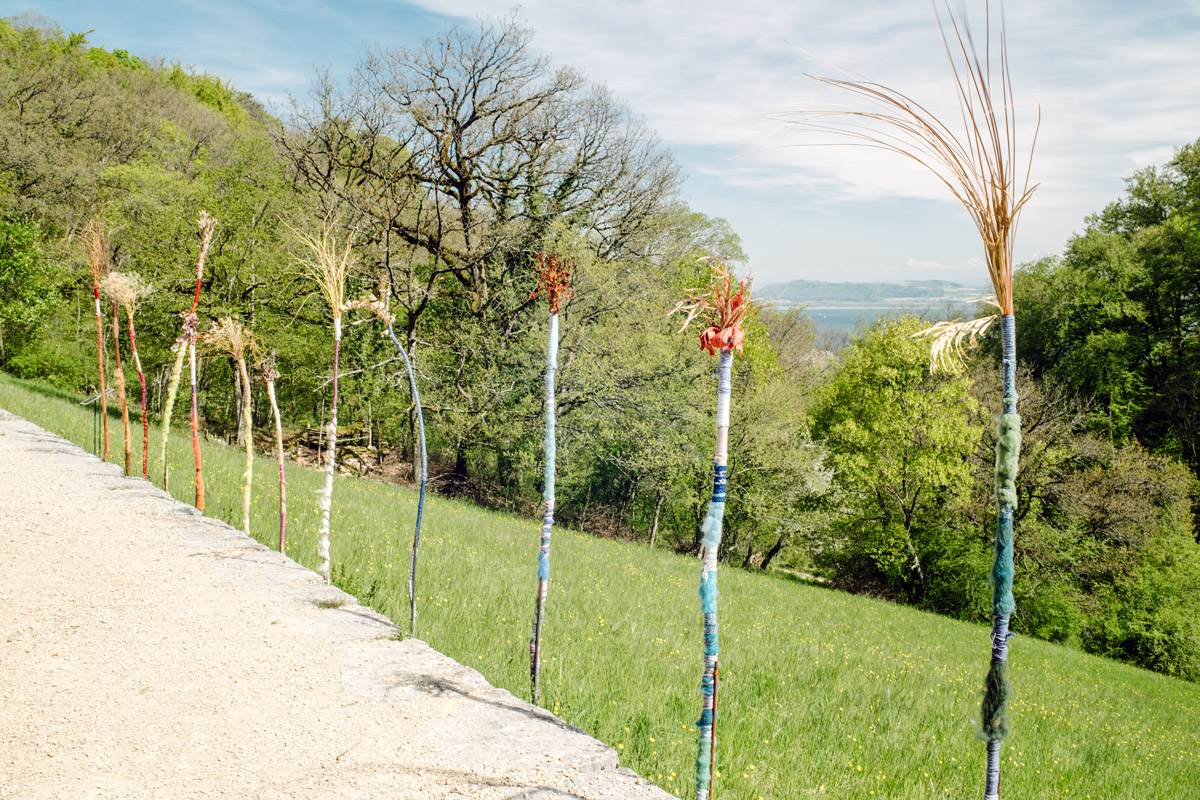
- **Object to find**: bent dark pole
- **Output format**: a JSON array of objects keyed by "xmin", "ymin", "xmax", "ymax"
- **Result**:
[{"xmin": 386, "ymin": 326, "xmax": 428, "ymax": 637}]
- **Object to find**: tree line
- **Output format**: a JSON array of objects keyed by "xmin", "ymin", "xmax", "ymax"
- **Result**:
[{"xmin": 0, "ymin": 14, "xmax": 1197, "ymax": 681}]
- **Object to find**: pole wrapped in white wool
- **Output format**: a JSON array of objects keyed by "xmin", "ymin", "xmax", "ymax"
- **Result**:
[
  {"xmin": 317, "ymin": 316, "xmax": 342, "ymax": 584},
  {"xmin": 530, "ymin": 311, "xmax": 559, "ymax": 703},
  {"xmin": 237, "ymin": 359, "xmax": 253, "ymax": 536},
  {"xmin": 188, "ymin": 341, "xmax": 204, "ymax": 512}
]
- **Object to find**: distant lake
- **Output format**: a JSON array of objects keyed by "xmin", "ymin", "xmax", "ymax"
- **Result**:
[
  {"xmin": 800, "ymin": 304, "xmax": 972, "ymax": 333},
  {"xmin": 803, "ymin": 307, "xmax": 890, "ymax": 332}
]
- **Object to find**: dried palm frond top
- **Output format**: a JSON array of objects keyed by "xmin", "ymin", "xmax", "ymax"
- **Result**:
[
  {"xmin": 913, "ymin": 300, "xmax": 1001, "ymax": 374},
  {"xmin": 773, "ymin": 6, "xmax": 1038, "ymax": 315},
  {"xmin": 342, "ymin": 294, "xmax": 396, "ymax": 327},
  {"xmin": 257, "ymin": 351, "xmax": 281, "ymax": 384},
  {"xmin": 290, "ymin": 221, "xmax": 356, "ymax": 319},
  {"xmin": 81, "ymin": 217, "xmax": 116, "ymax": 281},
  {"xmin": 99, "ymin": 272, "xmax": 154, "ymax": 313},
  {"xmin": 201, "ymin": 316, "xmax": 254, "ymax": 360},
  {"xmin": 671, "ymin": 260, "xmax": 752, "ymax": 356},
  {"xmin": 191, "ymin": 211, "xmax": 218, "ymax": 313},
  {"xmin": 530, "ymin": 251, "xmax": 574, "ymax": 314}
]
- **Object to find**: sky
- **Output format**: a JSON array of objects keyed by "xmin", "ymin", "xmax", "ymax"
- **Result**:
[{"xmin": 10, "ymin": 0, "xmax": 1200, "ymax": 288}]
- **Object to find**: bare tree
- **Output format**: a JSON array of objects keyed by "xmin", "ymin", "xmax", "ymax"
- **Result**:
[{"xmin": 280, "ymin": 16, "xmax": 680, "ymax": 344}]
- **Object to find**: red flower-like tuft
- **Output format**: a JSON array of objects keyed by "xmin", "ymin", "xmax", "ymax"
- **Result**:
[
  {"xmin": 699, "ymin": 325, "xmax": 745, "ymax": 355},
  {"xmin": 531, "ymin": 251, "xmax": 573, "ymax": 314},
  {"xmin": 670, "ymin": 260, "xmax": 753, "ymax": 356}
]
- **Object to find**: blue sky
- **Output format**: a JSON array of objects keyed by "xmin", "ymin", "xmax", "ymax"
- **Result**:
[{"xmin": 10, "ymin": 1, "xmax": 1200, "ymax": 286}]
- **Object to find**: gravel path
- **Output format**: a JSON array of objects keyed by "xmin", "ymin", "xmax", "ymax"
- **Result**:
[{"xmin": 0, "ymin": 412, "xmax": 675, "ymax": 800}]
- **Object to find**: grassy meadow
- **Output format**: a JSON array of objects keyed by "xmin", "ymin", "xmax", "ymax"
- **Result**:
[{"xmin": 2, "ymin": 371, "xmax": 1197, "ymax": 800}]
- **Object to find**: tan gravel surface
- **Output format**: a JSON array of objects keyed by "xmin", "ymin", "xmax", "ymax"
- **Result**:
[{"xmin": 0, "ymin": 412, "xmax": 675, "ymax": 800}]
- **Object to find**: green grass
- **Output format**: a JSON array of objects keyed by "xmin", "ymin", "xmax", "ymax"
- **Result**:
[{"xmin": 2, "ymin": 371, "xmax": 1197, "ymax": 799}]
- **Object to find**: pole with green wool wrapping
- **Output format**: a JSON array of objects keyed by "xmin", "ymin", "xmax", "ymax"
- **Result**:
[
  {"xmin": 776, "ymin": 7, "xmax": 1037, "ymax": 796},
  {"xmin": 528, "ymin": 251, "xmax": 572, "ymax": 705},
  {"xmin": 672, "ymin": 260, "xmax": 750, "ymax": 800},
  {"xmin": 984, "ymin": 314, "xmax": 1020, "ymax": 799}
]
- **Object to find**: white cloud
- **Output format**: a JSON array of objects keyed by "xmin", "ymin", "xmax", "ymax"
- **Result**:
[
  {"xmin": 410, "ymin": 1, "xmax": 1200, "ymax": 245},
  {"xmin": 32, "ymin": 0, "xmax": 1197, "ymax": 283}
]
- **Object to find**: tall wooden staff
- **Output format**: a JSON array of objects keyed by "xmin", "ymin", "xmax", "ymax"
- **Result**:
[
  {"xmin": 343, "ymin": 295, "xmax": 430, "ymax": 635},
  {"xmin": 778, "ymin": 7, "xmax": 1037, "ymax": 796},
  {"xmin": 82, "ymin": 219, "xmax": 111, "ymax": 462},
  {"xmin": 528, "ymin": 252, "xmax": 572, "ymax": 705},
  {"xmin": 672, "ymin": 261, "xmax": 750, "ymax": 800}
]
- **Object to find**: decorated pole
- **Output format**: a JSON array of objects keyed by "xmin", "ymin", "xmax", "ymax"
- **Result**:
[
  {"xmin": 201, "ymin": 317, "xmax": 255, "ymax": 535},
  {"xmin": 983, "ymin": 313, "xmax": 1019, "ymax": 799},
  {"xmin": 528, "ymin": 252, "xmax": 571, "ymax": 705},
  {"xmin": 260, "ymin": 353, "xmax": 287, "ymax": 554},
  {"xmin": 292, "ymin": 222, "xmax": 354, "ymax": 585},
  {"xmin": 82, "ymin": 218, "xmax": 110, "ymax": 462},
  {"xmin": 778, "ymin": 7, "xmax": 1037, "ymax": 796},
  {"xmin": 386, "ymin": 327, "xmax": 427, "ymax": 637},
  {"xmin": 101, "ymin": 272, "xmax": 153, "ymax": 479},
  {"xmin": 189, "ymin": 334, "xmax": 203, "ymax": 512},
  {"xmin": 341, "ymin": 294, "xmax": 430, "ymax": 633},
  {"xmin": 190, "ymin": 213, "xmax": 217, "ymax": 512},
  {"xmin": 128, "ymin": 304, "xmax": 149, "ymax": 478},
  {"xmin": 159, "ymin": 212, "xmax": 216, "ymax": 496},
  {"xmin": 107, "ymin": 283, "xmax": 132, "ymax": 476},
  {"xmin": 672, "ymin": 260, "xmax": 750, "ymax": 800}
]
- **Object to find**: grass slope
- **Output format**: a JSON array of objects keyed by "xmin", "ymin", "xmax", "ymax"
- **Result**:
[{"xmin": 2, "ymin": 372, "xmax": 1197, "ymax": 800}]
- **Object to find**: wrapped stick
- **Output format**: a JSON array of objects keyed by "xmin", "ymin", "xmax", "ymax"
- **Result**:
[
  {"xmin": 528, "ymin": 252, "xmax": 572, "ymax": 705},
  {"xmin": 671, "ymin": 260, "xmax": 750, "ymax": 800}
]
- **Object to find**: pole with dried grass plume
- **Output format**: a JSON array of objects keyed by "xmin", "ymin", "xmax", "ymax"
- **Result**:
[
  {"xmin": 201, "ymin": 318, "xmax": 255, "ymax": 535},
  {"xmin": 102, "ymin": 272, "xmax": 154, "ymax": 477},
  {"xmin": 292, "ymin": 221, "xmax": 354, "ymax": 584},
  {"xmin": 159, "ymin": 332, "xmax": 188, "ymax": 489},
  {"xmin": 259, "ymin": 352, "xmax": 287, "ymax": 554},
  {"xmin": 776, "ymin": 6, "xmax": 1037, "ymax": 797},
  {"xmin": 526, "ymin": 252, "xmax": 572, "ymax": 704},
  {"xmin": 344, "ymin": 295, "xmax": 429, "ymax": 635},
  {"xmin": 189, "ymin": 213, "xmax": 217, "ymax": 511},
  {"xmin": 82, "ymin": 218, "xmax": 111, "ymax": 462},
  {"xmin": 671, "ymin": 260, "xmax": 750, "ymax": 800},
  {"xmin": 159, "ymin": 213, "xmax": 217, "ymax": 497}
]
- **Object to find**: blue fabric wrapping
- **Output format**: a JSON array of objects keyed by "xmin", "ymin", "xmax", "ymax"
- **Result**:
[
  {"xmin": 537, "ymin": 511, "xmax": 553, "ymax": 580},
  {"xmin": 697, "ymin": 346, "xmax": 733, "ymax": 800},
  {"xmin": 1000, "ymin": 315, "xmax": 1017, "ymax": 412}
]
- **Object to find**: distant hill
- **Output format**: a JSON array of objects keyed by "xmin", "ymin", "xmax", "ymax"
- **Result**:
[{"xmin": 757, "ymin": 278, "xmax": 986, "ymax": 306}]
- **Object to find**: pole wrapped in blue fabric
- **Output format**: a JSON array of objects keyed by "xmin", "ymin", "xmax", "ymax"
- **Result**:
[
  {"xmin": 696, "ymin": 349, "xmax": 732, "ymax": 800},
  {"xmin": 671, "ymin": 260, "xmax": 749, "ymax": 800}
]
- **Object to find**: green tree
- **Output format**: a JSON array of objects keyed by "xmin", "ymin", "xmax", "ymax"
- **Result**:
[
  {"xmin": 1015, "ymin": 138, "xmax": 1200, "ymax": 469},
  {"xmin": 811, "ymin": 316, "xmax": 980, "ymax": 599},
  {"xmin": 0, "ymin": 216, "xmax": 57, "ymax": 369}
]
